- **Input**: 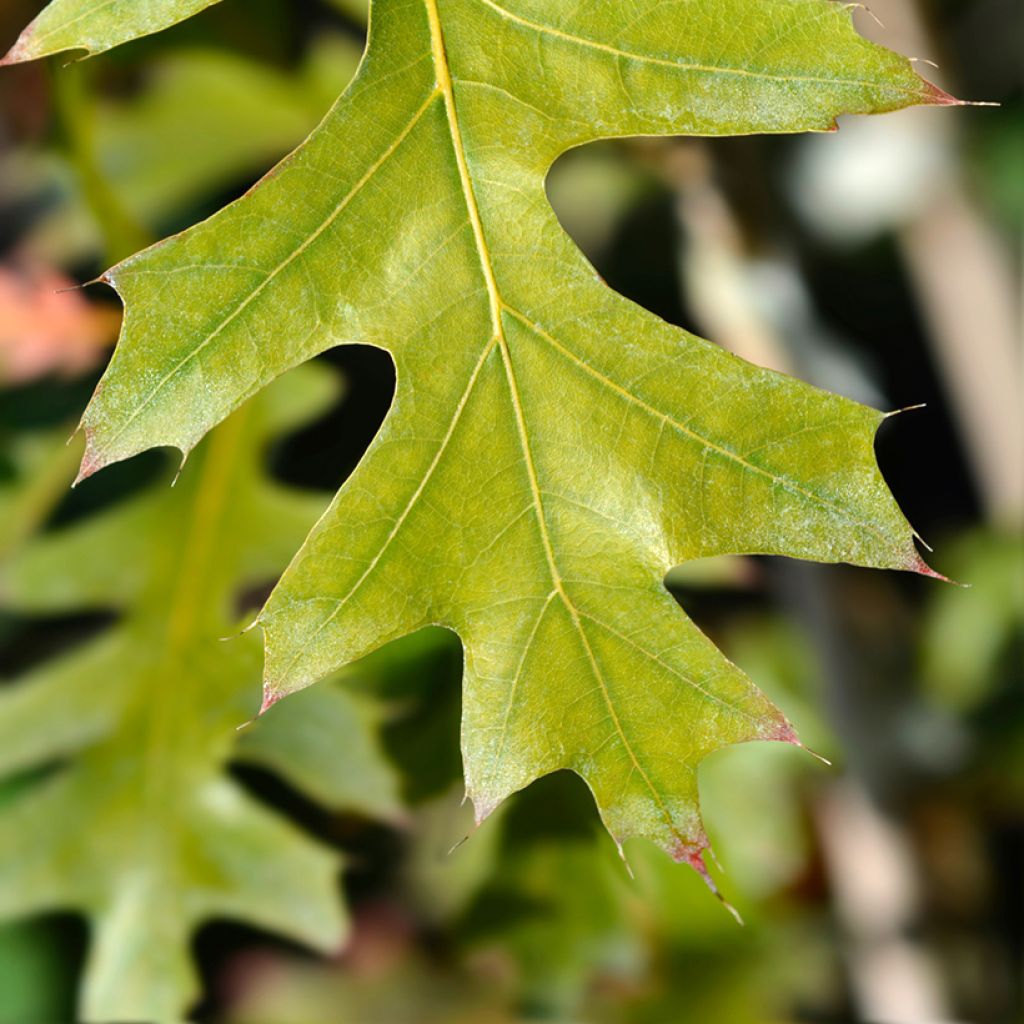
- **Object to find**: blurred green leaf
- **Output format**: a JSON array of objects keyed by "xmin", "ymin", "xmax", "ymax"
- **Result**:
[
  {"xmin": 94, "ymin": 37, "xmax": 362, "ymax": 226},
  {"xmin": 321, "ymin": 0, "xmax": 369, "ymax": 26},
  {"xmin": 236, "ymin": 678, "xmax": 402, "ymax": 821},
  {"xmin": 0, "ymin": 426, "xmax": 83, "ymax": 560},
  {"xmin": 0, "ymin": 919, "xmax": 72, "ymax": 1024},
  {"xmin": 921, "ymin": 530, "xmax": 1024, "ymax": 712},
  {"xmin": 5, "ymin": 36, "xmax": 361, "ymax": 267},
  {"xmin": 0, "ymin": 364, "xmax": 399, "ymax": 1021}
]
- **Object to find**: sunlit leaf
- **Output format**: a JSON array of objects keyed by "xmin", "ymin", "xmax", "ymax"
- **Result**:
[{"xmin": 6, "ymin": 0, "xmax": 952, "ymax": 881}]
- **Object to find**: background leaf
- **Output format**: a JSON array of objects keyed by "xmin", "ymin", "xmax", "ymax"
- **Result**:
[{"xmin": 0, "ymin": 364, "xmax": 400, "ymax": 1021}]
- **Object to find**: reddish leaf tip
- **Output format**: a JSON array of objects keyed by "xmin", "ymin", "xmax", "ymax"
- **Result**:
[
  {"xmin": 906, "ymin": 551, "xmax": 959, "ymax": 585},
  {"xmin": 919, "ymin": 78, "xmax": 966, "ymax": 107},
  {"xmin": 72, "ymin": 444, "xmax": 104, "ymax": 487},
  {"xmin": 0, "ymin": 31, "xmax": 34, "ymax": 67},
  {"xmin": 670, "ymin": 839, "xmax": 744, "ymax": 924},
  {"xmin": 765, "ymin": 718, "xmax": 801, "ymax": 746},
  {"xmin": 764, "ymin": 716, "xmax": 831, "ymax": 766},
  {"xmin": 669, "ymin": 837, "xmax": 709, "ymax": 874},
  {"xmin": 919, "ymin": 82, "xmax": 998, "ymax": 109},
  {"xmin": 258, "ymin": 688, "xmax": 282, "ymax": 716}
]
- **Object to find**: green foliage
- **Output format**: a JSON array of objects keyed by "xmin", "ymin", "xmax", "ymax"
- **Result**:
[
  {"xmin": 2, "ymin": 0, "xmax": 951, "ymax": 876},
  {"xmin": 921, "ymin": 531, "xmax": 1023, "ymax": 712},
  {"xmin": 1, "ymin": 0, "xmax": 224, "ymax": 63},
  {"xmin": 4, "ymin": 35, "xmax": 361, "ymax": 272},
  {"xmin": 92, "ymin": 36, "xmax": 362, "ymax": 228},
  {"xmin": 0, "ymin": 917, "xmax": 72, "ymax": 1024},
  {"xmin": 0, "ymin": 426, "xmax": 83, "ymax": 559},
  {"xmin": 227, "ymin": 759, "xmax": 828, "ymax": 1023},
  {"xmin": 0, "ymin": 367, "xmax": 399, "ymax": 1020}
]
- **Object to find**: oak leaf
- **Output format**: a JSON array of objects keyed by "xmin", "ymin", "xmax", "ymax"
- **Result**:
[{"xmin": 4, "ymin": 0, "xmax": 951, "ymax": 880}]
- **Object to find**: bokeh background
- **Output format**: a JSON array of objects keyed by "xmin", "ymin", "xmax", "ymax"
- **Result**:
[{"xmin": 0, "ymin": 0, "xmax": 1020, "ymax": 1021}]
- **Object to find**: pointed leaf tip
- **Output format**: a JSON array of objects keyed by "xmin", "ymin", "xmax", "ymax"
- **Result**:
[
  {"xmin": 800, "ymin": 744, "xmax": 833, "ymax": 767},
  {"xmin": 0, "ymin": 34, "xmax": 31, "ymax": 67},
  {"xmin": 258, "ymin": 688, "xmax": 282, "ymax": 716},
  {"xmin": 906, "ymin": 551, "xmax": 957, "ymax": 585},
  {"xmin": 670, "ymin": 836, "xmax": 711, "ymax": 875},
  {"xmin": 73, "ymin": 442, "xmax": 104, "ymax": 487},
  {"xmin": 765, "ymin": 718, "xmax": 801, "ymax": 746},
  {"xmin": 470, "ymin": 791, "xmax": 501, "ymax": 827},
  {"xmin": 920, "ymin": 78, "xmax": 964, "ymax": 107},
  {"xmin": 669, "ymin": 837, "xmax": 743, "ymax": 923}
]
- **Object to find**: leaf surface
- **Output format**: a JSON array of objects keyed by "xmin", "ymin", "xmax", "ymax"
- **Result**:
[
  {"xmin": 1, "ymin": 0, "xmax": 223, "ymax": 63},
  {"xmin": 0, "ymin": 366, "xmax": 400, "ymax": 1021},
  {"xmin": 7, "ymin": 0, "xmax": 950, "ymax": 875}
]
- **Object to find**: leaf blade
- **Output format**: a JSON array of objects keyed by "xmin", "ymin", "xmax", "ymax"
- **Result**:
[
  {"xmin": 1, "ymin": 0, "xmax": 224, "ymax": 64},
  {"xmin": 34, "ymin": 0, "xmax": 949, "ymax": 870}
]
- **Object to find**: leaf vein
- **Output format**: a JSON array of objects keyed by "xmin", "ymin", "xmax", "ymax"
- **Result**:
[
  {"xmin": 104, "ymin": 87, "xmax": 442, "ymax": 451},
  {"xmin": 476, "ymin": 0, "xmax": 936, "ymax": 101}
]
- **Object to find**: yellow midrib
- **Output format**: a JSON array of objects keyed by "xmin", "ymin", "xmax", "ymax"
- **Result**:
[{"xmin": 425, "ymin": 0, "xmax": 683, "ymax": 845}]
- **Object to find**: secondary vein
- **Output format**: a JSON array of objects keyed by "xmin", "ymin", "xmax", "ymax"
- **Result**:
[
  {"xmin": 103, "ymin": 87, "xmax": 441, "ymax": 451},
  {"xmin": 504, "ymin": 304, "xmax": 893, "ymax": 550},
  {"xmin": 477, "ymin": 0, "xmax": 937, "ymax": 102}
]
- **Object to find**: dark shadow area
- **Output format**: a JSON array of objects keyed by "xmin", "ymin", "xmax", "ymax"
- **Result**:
[{"xmin": 270, "ymin": 346, "xmax": 396, "ymax": 493}]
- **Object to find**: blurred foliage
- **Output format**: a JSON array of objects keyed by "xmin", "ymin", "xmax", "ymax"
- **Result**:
[
  {"xmin": 922, "ymin": 531, "xmax": 1023, "ymax": 713},
  {"xmin": 4, "ymin": 34, "xmax": 361, "ymax": 266},
  {"xmin": 0, "ymin": 0, "xmax": 1019, "ymax": 1021},
  {"xmin": 0, "ymin": 366, "xmax": 399, "ymax": 1019}
]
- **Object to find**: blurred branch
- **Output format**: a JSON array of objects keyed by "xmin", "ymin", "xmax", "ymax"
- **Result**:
[
  {"xmin": 899, "ymin": 186, "xmax": 1022, "ymax": 529},
  {"xmin": 661, "ymin": 143, "xmax": 793, "ymax": 376},
  {"xmin": 854, "ymin": 1, "xmax": 1023, "ymax": 528},
  {"xmin": 50, "ymin": 62, "xmax": 151, "ymax": 266},
  {"xmin": 818, "ymin": 781, "xmax": 955, "ymax": 1024}
]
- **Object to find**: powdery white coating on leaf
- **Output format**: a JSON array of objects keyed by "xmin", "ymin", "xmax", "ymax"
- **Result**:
[{"xmin": 35, "ymin": 0, "xmax": 952, "ymax": 874}]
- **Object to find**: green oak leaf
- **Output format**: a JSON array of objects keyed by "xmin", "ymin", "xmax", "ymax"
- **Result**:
[
  {"xmin": 1, "ymin": 0, "xmax": 224, "ymax": 63},
  {"xmin": 5, "ymin": 0, "xmax": 952, "ymax": 879},
  {"xmin": 0, "ymin": 365, "xmax": 400, "ymax": 1022}
]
